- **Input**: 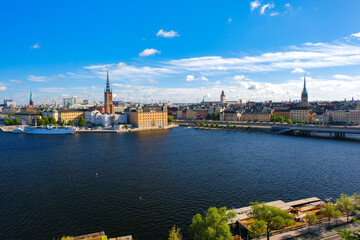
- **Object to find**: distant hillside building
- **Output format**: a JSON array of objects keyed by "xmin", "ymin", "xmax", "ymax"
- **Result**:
[
  {"xmin": 104, "ymin": 71, "xmax": 114, "ymax": 114},
  {"xmin": 220, "ymin": 90, "xmax": 226, "ymax": 105},
  {"xmin": 300, "ymin": 76, "xmax": 308, "ymax": 107}
]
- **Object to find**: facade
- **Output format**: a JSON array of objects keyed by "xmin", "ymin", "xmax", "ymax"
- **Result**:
[
  {"xmin": 42, "ymin": 108, "xmax": 59, "ymax": 121},
  {"xmin": 327, "ymin": 110, "xmax": 360, "ymax": 124},
  {"xmin": 4, "ymin": 99, "xmax": 16, "ymax": 107},
  {"xmin": 104, "ymin": 71, "xmax": 114, "ymax": 114},
  {"xmin": 130, "ymin": 105, "xmax": 168, "ymax": 128},
  {"xmin": 273, "ymin": 108, "xmax": 291, "ymax": 120},
  {"xmin": 241, "ymin": 112, "xmax": 272, "ymax": 122},
  {"xmin": 220, "ymin": 111, "xmax": 241, "ymax": 121},
  {"xmin": 220, "ymin": 90, "xmax": 226, "ymax": 105},
  {"xmin": 300, "ymin": 76, "xmax": 308, "ymax": 107},
  {"xmin": 290, "ymin": 106, "xmax": 310, "ymax": 122},
  {"xmin": 59, "ymin": 110, "xmax": 85, "ymax": 124}
]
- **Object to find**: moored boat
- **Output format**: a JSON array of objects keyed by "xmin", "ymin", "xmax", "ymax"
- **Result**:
[
  {"xmin": 12, "ymin": 128, "xmax": 25, "ymax": 134},
  {"xmin": 24, "ymin": 124, "xmax": 77, "ymax": 135}
]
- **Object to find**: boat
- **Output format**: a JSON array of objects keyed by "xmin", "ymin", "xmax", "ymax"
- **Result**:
[
  {"xmin": 12, "ymin": 128, "xmax": 25, "ymax": 133},
  {"xmin": 24, "ymin": 124, "xmax": 77, "ymax": 135}
]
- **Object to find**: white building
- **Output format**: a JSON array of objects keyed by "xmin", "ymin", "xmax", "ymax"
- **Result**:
[
  {"xmin": 42, "ymin": 108, "xmax": 59, "ymax": 121},
  {"xmin": 85, "ymin": 110, "xmax": 127, "ymax": 127},
  {"xmin": 4, "ymin": 99, "xmax": 16, "ymax": 107}
]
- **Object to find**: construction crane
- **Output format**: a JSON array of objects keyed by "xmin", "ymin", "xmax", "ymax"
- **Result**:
[{"xmin": 36, "ymin": 97, "xmax": 49, "ymax": 106}]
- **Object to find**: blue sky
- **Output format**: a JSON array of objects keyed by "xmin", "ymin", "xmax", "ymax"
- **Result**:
[{"xmin": 1, "ymin": 0, "xmax": 360, "ymax": 104}]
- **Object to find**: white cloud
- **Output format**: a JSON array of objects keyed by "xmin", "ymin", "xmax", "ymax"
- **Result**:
[
  {"xmin": 200, "ymin": 76, "xmax": 208, "ymax": 81},
  {"xmin": 113, "ymin": 83, "xmax": 133, "ymax": 88},
  {"xmin": 31, "ymin": 43, "xmax": 40, "ymax": 49},
  {"xmin": 234, "ymin": 75, "xmax": 248, "ymax": 81},
  {"xmin": 350, "ymin": 32, "xmax": 360, "ymax": 39},
  {"xmin": 291, "ymin": 68, "xmax": 306, "ymax": 73},
  {"xmin": 260, "ymin": 3, "xmax": 274, "ymax": 15},
  {"xmin": 0, "ymin": 84, "xmax": 7, "ymax": 91},
  {"xmin": 38, "ymin": 87, "xmax": 66, "ymax": 93},
  {"xmin": 139, "ymin": 48, "xmax": 161, "ymax": 57},
  {"xmin": 156, "ymin": 29, "xmax": 180, "ymax": 38},
  {"xmin": 184, "ymin": 75, "xmax": 195, "ymax": 82},
  {"xmin": 227, "ymin": 18, "xmax": 232, "ymax": 23},
  {"xmin": 284, "ymin": 3, "xmax": 291, "ymax": 8},
  {"xmin": 27, "ymin": 75, "xmax": 48, "ymax": 82},
  {"xmin": 215, "ymin": 81, "xmax": 221, "ymax": 84},
  {"xmin": 270, "ymin": 12, "xmax": 279, "ymax": 16},
  {"xmin": 250, "ymin": 0, "xmax": 261, "ymax": 11},
  {"xmin": 333, "ymin": 74, "xmax": 360, "ymax": 80},
  {"xmin": 9, "ymin": 80, "xmax": 22, "ymax": 83}
]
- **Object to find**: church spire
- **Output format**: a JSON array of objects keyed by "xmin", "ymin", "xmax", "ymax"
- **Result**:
[
  {"xmin": 29, "ymin": 90, "xmax": 34, "ymax": 106},
  {"xmin": 105, "ymin": 70, "xmax": 111, "ymax": 93},
  {"xmin": 303, "ymin": 75, "xmax": 306, "ymax": 91}
]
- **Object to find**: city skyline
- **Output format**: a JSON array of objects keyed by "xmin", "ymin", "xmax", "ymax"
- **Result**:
[{"xmin": 2, "ymin": 0, "xmax": 360, "ymax": 104}]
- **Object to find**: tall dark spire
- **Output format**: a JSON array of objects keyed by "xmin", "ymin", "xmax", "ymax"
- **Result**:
[
  {"xmin": 106, "ymin": 70, "xmax": 111, "ymax": 93},
  {"xmin": 303, "ymin": 75, "xmax": 306, "ymax": 91},
  {"xmin": 29, "ymin": 90, "xmax": 34, "ymax": 106}
]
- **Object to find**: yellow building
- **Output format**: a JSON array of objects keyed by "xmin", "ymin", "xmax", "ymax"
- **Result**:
[
  {"xmin": 130, "ymin": 106, "xmax": 168, "ymax": 128},
  {"xmin": 273, "ymin": 108, "xmax": 291, "ymax": 120},
  {"xmin": 241, "ymin": 112, "xmax": 272, "ymax": 122},
  {"xmin": 290, "ymin": 107, "xmax": 309, "ymax": 122},
  {"xmin": 59, "ymin": 110, "xmax": 85, "ymax": 124}
]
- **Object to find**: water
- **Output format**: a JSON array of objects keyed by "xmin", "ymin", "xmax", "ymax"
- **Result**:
[{"xmin": 1, "ymin": 128, "xmax": 359, "ymax": 240}]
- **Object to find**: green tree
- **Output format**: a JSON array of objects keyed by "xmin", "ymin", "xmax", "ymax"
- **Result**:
[
  {"xmin": 278, "ymin": 116, "xmax": 285, "ymax": 123},
  {"xmin": 286, "ymin": 119, "xmax": 293, "ymax": 124},
  {"xmin": 322, "ymin": 203, "xmax": 337, "ymax": 228},
  {"xmin": 206, "ymin": 114, "xmax": 212, "ymax": 120},
  {"xmin": 205, "ymin": 123, "xmax": 209, "ymax": 127},
  {"xmin": 336, "ymin": 194, "xmax": 356, "ymax": 223},
  {"xmin": 215, "ymin": 123, "xmax": 219, "ymax": 127},
  {"xmin": 304, "ymin": 213, "xmax": 317, "ymax": 233},
  {"xmin": 200, "ymin": 122, "xmax": 205, "ymax": 127},
  {"xmin": 211, "ymin": 112, "xmax": 218, "ymax": 121},
  {"xmin": 249, "ymin": 219, "xmax": 266, "ymax": 239},
  {"xmin": 3, "ymin": 119, "xmax": 9, "ymax": 125},
  {"xmin": 37, "ymin": 110, "xmax": 42, "ymax": 116},
  {"xmin": 270, "ymin": 114, "xmax": 278, "ymax": 122},
  {"xmin": 168, "ymin": 225, "xmax": 182, "ymax": 240},
  {"xmin": 168, "ymin": 116, "xmax": 174, "ymax": 123},
  {"xmin": 43, "ymin": 117, "xmax": 50, "ymax": 125},
  {"xmin": 190, "ymin": 206, "xmax": 235, "ymax": 240},
  {"xmin": 226, "ymin": 123, "xmax": 230, "ymax": 128},
  {"xmin": 67, "ymin": 120, "xmax": 74, "ymax": 126},
  {"xmin": 334, "ymin": 209, "xmax": 341, "ymax": 226},
  {"xmin": 13, "ymin": 118, "xmax": 20, "ymax": 125},
  {"xmin": 249, "ymin": 202, "xmax": 294, "ymax": 240},
  {"xmin": 78, "ymin": 117, "xmax": 87, "ymax": 127},
  {"xmin": 124, "ymin": 124, "xmax": 128, "ymax": 129},
  {"xmin": 37, "ymin": 119, "xmax": 44, "ymax": 126},
  {"xmin": 233, "ymin": 124, "xmax": 237, "ymax": 128},
  {"xmin": 211, "ymin": 123, "xmax": 215, "ymax": 128},
  {"xmin": 195, "ymin": 122, "xmax": 200, "ymax": 126},
  {"xmin": 48, "ymin": 116, "xmax": 57, "ymax": 125},
  {"xmin": 335, "ymin": 220, "xmax": 360, "ymax": 240}
]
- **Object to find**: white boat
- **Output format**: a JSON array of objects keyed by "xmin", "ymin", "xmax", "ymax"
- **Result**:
[
  {"xmin": 12, "ymin": 128, "xmax": 25, "ymax": 134},
  {"xmin": 24, "ymin": 124, "xmax": 77, "ymax": 135}
]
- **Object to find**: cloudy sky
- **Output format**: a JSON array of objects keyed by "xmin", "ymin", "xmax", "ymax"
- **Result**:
[{"xmin": 1, "ymin": 0, "xmax": 360, "ymax": 104}]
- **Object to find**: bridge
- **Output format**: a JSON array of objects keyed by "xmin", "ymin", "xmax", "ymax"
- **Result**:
[{"xmin": 272, "ymin": 125, "xmax": 360, "ymax": 138}]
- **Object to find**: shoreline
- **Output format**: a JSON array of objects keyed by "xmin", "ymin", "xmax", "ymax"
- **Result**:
[{"xmin": 0, "ymin": 124, "xmax": 179, "ymax": 134}]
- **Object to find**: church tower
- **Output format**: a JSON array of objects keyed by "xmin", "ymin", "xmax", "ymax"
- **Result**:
[
  {"xmin": 29, "ymin": 90, "xmax": 34, "ymax": 106},
  {"xmin": 104, "ymin": 71, "xmax": 114, "ymax": 114},
  {"xmin": 300, "ymin": 76, "xmax": 308, "ymax": 106},
  {"xmin": 220, "ymin": 90, "xmax": 226, "ymax": 105}
]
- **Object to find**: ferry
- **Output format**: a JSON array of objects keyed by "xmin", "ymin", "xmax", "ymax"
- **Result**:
[{"xmin": 24, "ymin": 124, "xmax": 77, "ymax": 135}]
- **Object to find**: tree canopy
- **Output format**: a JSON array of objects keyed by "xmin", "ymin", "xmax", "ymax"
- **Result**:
[
  {"xmin": 78, "ymin": 117, "xmax": 87, "ymax": 127},
  {"xmin": 336, "ymin": 194, "xmax": 356, "ymax": 223},
  {"xmin": 249, "ymin": 202, "xmax": 294, "ymax": 240},
  {"xmin": 168, "ymin": 225, "xmax": 182, "ymax": 240},
  {"xmin": 190, "ymin": 206, "xmax": 235, "ymax": 240}
]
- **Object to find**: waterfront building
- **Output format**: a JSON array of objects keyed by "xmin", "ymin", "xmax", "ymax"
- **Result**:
[
  {"xmin": 220, "ymin": 90, "xmax": 226, "ymax": 105},
  {"xmin": 104, "ymin": 71, "xmax": 114, "ymax": 114},
  {"xmin": 290, "ymin": 106, "xmax": 310, "ymax": 122},
  {"xmin": 327, "ymin": 110, "xmax": 360, "ymax": 124},
  {"xmin": 4, "ymin": 99, "xmax": 16, "ymax": 107},
  {"xmin": 130, "ymin": 105, "xmax": 168, "ymax": 128},
  {"xmin": 29, "ymin": 91, "xmax": 34, "ymax": 106},
  {"xmin": 241, "ymin": 112, "xmax": 272, "ymax": 122},
  {"xmin": 220, "ymin": 110, "xmax": 241, "ymax": 121},
  {"xmin": 300, "ymin": 76, "xmax": 308, "ymax": 107},
  {"xmin": 59, "ymin": 110, "xmax": 85, "ymax": 124},
  {"xmin": 273, "ymin": 108, "xmax": 291, "ymax": 120},
  {"xmin": 42, "ymin": 108, "xmax": 59, "ymax": 121}
]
